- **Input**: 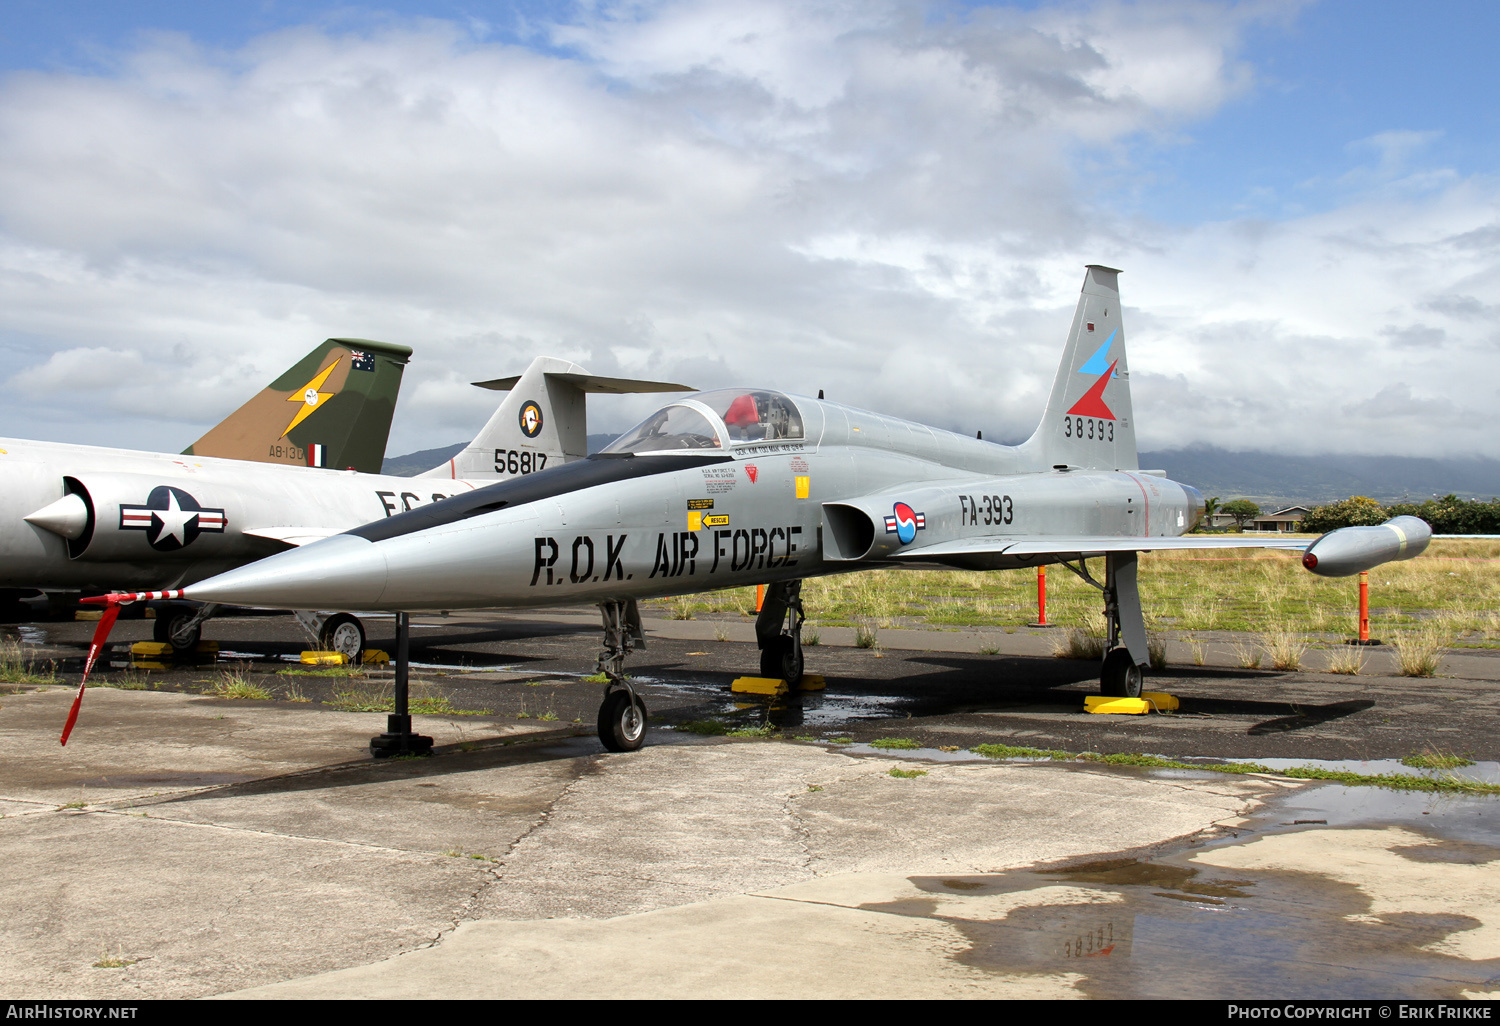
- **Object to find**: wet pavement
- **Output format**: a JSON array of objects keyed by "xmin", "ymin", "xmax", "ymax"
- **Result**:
[
  {"xmin": 13, "ymin": 608, "xmax": 1500, "ymax": 764},
  {"xmin": 3, "ymin": 610, "xmax": 1499, "ymax": 999}
]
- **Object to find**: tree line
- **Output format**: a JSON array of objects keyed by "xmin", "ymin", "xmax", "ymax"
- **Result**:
[{"xmin": 1302, "ymin": 495, "xmax": 1500, "ymax": 534}]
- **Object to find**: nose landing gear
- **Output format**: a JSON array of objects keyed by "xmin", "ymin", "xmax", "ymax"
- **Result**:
[{"xmin": 596, "ymin": 598, "xmax": 648, "ymax": 752}]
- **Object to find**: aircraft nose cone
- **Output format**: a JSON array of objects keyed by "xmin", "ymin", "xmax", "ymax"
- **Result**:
[{"xmin": 186, "ymin": 534, "xmax": 390, "ymax": 609}]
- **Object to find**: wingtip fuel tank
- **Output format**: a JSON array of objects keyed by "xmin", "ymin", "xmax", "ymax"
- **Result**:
[{"xmin": 1301, "ymin": 516, "xmax": 1432, "ymax": 577}]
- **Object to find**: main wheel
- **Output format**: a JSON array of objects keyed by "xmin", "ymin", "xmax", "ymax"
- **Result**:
[
  {"xmin": 598, "ymin": 690, "xmax": 648, "ymax": 752},
  {"xmin": 153, "ymin": 606, "xmax": 201, "ymax": 651},
  {"xmin": 319, "ymin": 613, "xmax": 366, "ymax": 664},
  {"xmin": 1100, "ymin": 647, "xmax": 1143, "ymax": 698},
  {"xmin": 759, "ymin": 634, "xmax": 804, "ymax": 686}
]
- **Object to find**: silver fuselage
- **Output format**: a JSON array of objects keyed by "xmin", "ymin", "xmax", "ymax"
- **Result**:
[
  {"xmin": 0, "ymin": 438, "xmax": 478, "ymax": 592},
  {"xmin": 184, "ymin": 397, "xmax": 1199, "ymax": 611}
]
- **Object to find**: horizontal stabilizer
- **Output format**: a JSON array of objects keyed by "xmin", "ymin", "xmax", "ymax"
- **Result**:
[
  {"xmin": 472, "ymin": 372, "xmax": 694, "ymax": 394},
  {"xmin": 424, "ymin": 357, "xmax": 696, "ymax": 480}
]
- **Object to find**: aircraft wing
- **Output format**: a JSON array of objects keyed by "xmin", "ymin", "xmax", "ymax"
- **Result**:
[
  {"xmin": 241, "ymin": 526, "xmax": 345, "ymax": 548},
  {"xmin": 892, "ymin": 534, "xmax": 1310, "ymax": 561}
]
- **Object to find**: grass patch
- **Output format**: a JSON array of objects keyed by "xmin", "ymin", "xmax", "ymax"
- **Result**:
[
  {"xmin": 854, "ymin": 621, "xmax": 879, "ymax": 649},
  {"xmin": 327, "ymin": 682, "xmax": 487, "ymax": 715},
  {"xmin": 0, "ymin": 637, "xmax": 59, "ymax": 685},
  {"xmin": 442, "ymin": 848, "xmax": 494, "ymax": 862},
  {"xmin": 870, "ymin": 737, "xmax": 920, "ymax": 750},
  {"xmin": 1324, "ymin": 645, "xmax": 1365, "ymax": 675},
  {"xmin": 279, "ymin": 666, "xmax": 367, "ymax": 678},
  {"xmin": 1393, "ymin": 628, "xmax": 1449, "ymax": 677},
  {"xmin": 1147, "ymin": 635, "xmax": 1168, "ymax": 670},
  {"xmin": 1232, "ymin": 640, "xmax": 1263, "ymax": 669},
  {"xmin": 888, "ymin": 767, "xmax": 928, "ymax": 778},
  {"xmin": 201, "ymin": 667, "xmax": 271, "ymax": 700},
  {"xmin": 1263, "ymin": 630, "xmax": 1307, "ymax": 672},
  {"xmin": 91, "ymin": 949, "xmax": 138, "ymax": 969},
  {"xmin": 1401, "ymin": 752, "xmax": 1475, "ymax": 770},
  {"xmin": 580, "ymin": 672, "xmax": 611, "ymax": 683},
  {"xmin": 1053, "ymin": 625, "xmax": 1106, "ymax": 661},
  {"xmin": 727, "ymin": 725, "xmax": 778, "ymax": 738},
  {"xmin": 970, "ymin": 744, "xmax": 1500, "ymax": 795},
  {"xmin": 632, "ymin": 540, "xmax": 1500, "ymax": 645}
]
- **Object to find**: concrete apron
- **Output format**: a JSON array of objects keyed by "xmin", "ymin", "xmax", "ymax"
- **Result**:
[{"xmin": 2, "ymin": 689, "xmax": 1497, "ymax": 1000}]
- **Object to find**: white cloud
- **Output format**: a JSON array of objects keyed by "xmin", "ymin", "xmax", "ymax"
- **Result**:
[{"xmin": 0, "ymin": 0, "xmax": 1492, "ymax": 463}]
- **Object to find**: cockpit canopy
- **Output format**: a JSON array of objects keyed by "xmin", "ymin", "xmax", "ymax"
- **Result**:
[{"xmin": 600, "ymin": 389, "xmax": 805, "ymax": 455}]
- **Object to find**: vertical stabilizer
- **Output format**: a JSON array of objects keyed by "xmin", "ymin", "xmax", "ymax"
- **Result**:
[
  {"xmin": 418, "ymin": 357, "xmax": 694, "ymax": 480},
  {"xmin": 1019, "ymin": 266, "xmax": 1138, "ymax": 472},
  {"xmin": 185, "ymin": 338, "xmax": 412, "ymax": 474}
]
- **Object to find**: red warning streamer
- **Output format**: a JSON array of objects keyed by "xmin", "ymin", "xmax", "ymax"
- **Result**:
[
  {"xmin": 61, "ymin": 590, "xmax": 183, "ymax": 745},
  {"xmin": 60, "ymin": 601, "xmax": 122, "ymax": 746}
]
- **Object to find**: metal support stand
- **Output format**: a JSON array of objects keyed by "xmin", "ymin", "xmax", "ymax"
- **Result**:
[{"xmin": 370, "ymin": 611, "xmax": 433, "ymax": 758}]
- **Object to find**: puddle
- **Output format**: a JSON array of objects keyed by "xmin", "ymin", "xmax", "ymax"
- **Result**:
[
  {"xmin": 840, "ymin": 743, "xmax": 985, "ymax": 762},
  {"xmin": 865, "ymin": 783, "xmax": 1500, "ymax": 998}
]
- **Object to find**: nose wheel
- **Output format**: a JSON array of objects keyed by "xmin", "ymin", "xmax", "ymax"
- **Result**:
[{"xmin": 598, "ymin": 688, "xmax": 648, "ymax": 752}]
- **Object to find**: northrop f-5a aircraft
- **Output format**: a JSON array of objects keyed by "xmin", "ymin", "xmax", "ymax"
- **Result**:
[{"xmin": 85, "ymin": 267, "xmax": 1432, "ymax": 751}]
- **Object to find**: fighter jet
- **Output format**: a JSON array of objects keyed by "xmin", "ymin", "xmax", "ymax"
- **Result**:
[
  {"xmin": 3, "ymin": 345, "xmax": 689, "ymax": 656},
  {"xmin": 82, "ymin": 267, "xmax": 1433, "ymax": 752}
]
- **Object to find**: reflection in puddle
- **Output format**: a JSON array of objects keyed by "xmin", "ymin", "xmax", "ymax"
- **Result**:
[{"xmin": 864, "ymin": 784, "xmax": 1500, "ymax": 998}]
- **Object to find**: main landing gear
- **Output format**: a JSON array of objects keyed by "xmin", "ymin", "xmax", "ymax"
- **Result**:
[
  {"xmin": 152, "ymin": 601, "xmax": 221, "ymax": 651},
  {"xmin": 755, "ymin": 580, "xmax": 805, "ymax": 687},
  {"xmin": 596, "ymin": 598, "xmax": 648, "ymax": 752},
  {"xmin": 1060, "ymin": 552, "xmax": 1148, "ymax": 699},
  {"xmin": 294, "ymin": 610, "xmax": 368, "ymax": 663}
]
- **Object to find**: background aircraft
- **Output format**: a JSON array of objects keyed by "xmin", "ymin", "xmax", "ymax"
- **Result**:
[
  {"xmin": 184, "ymin": 337, "xmax": 412, "ymax": 474},
  {"xmin": 2, "ymin": 347, "xmax": 689, "ymax": 656},
  {"xmin": 84, "ymin": 267, "xmax": 1433, "ymax": 751}
]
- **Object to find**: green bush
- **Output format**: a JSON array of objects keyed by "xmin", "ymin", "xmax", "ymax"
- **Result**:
[{"xmin": 1304, "ymin": 494, "xmax": 1500, "ymax": 535}]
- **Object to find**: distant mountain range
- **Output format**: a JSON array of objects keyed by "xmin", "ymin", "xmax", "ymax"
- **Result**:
[{"xmin": 382, "ymin": 440, "xmax": 1500, "ymax": 510}]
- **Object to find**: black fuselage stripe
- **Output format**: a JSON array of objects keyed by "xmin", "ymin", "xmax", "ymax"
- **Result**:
[{"xmin": 348, "ymin": 454, "xmax": 733, "ymax": 543}]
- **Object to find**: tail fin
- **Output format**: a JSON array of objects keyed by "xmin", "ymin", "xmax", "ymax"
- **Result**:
[
  {"xmin": 184, "ymin": 338, "xmax": 412, "ymax": 474},
  {"xmin": 1019, "ymin": 265, "xmax": 1138, "ymax": 472},
  {"xmin": 418, "ymin": 356, "xmax": 693, "ymax": 480}
]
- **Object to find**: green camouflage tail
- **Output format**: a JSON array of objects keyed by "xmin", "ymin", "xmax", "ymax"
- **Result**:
[{"xmin": 184, "ymin": 338, "xmax": 412, "ymax": 474}]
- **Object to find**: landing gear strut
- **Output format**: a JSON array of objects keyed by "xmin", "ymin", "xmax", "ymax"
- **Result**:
[
  {"xmin": 152, "ymin": 601, "xmax": 220, "ymax": 651},
  {"xmin": 755, "ymin": 580, "xmax": 805, "ymax": 686},
  {"xmin": 1101, "ymin": 552, "xmax": 1148, "ymax": 698},
  {"xmin": 596, "ymin": 599, "xmax": 648, "ymax": 752},
  {"xmin": 1061, "ymin": 553, "xmax": 1148, "ymax": 698}
]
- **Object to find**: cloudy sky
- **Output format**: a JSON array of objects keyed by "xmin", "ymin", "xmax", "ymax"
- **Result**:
[{"xmin": 0, "ymin": 0, "xmax": 1495, "ymax": 460}]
